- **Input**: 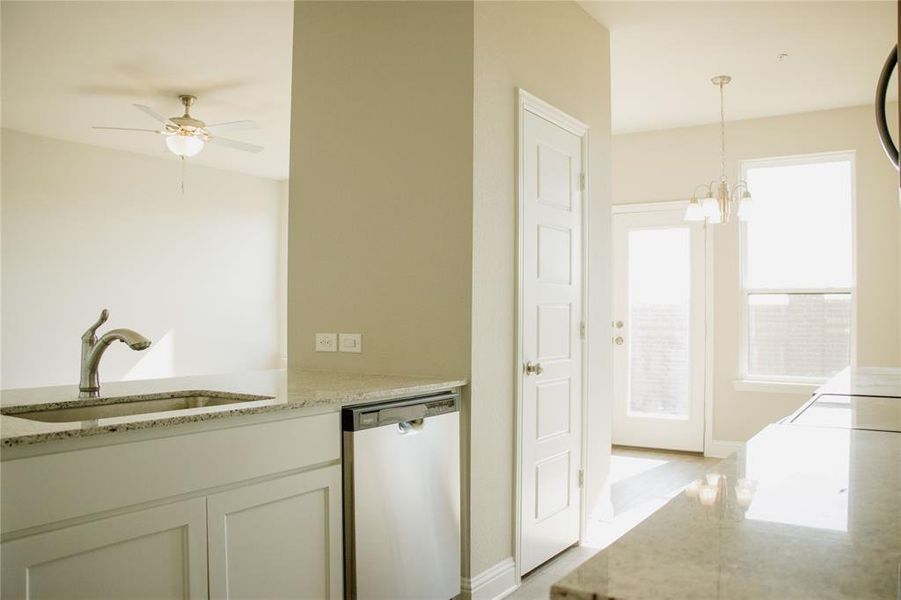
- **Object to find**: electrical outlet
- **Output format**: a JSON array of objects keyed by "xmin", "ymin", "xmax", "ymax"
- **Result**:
[
  {"xmin": 315, "ymin": 333, "xmax": 338, "ymax": 352},
  {"xmin": 339, "ymin": 333, "xmax": 362, "ymax": 353}
]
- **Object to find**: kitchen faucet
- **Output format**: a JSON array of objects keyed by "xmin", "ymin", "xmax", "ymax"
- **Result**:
[{"xmin": 79, "ymin": 309, "xmax": 151, "ymax": 398}]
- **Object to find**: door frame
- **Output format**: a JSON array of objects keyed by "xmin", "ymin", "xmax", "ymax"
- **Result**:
[
  {"xmin": 610, "ymin": 200, "xmax": 714, "ymax": 455},
  {"xmin": 514, "ymin": 88, "xmax": 590, "ymax": 583}
]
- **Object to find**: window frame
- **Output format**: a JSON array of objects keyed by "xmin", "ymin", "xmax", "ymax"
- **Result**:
[{"xmin": 737, "ymin": 151, "xmax": 857, "ymax": 390}]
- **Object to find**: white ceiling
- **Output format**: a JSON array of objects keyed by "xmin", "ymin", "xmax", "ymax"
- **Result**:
[
  {"xmin": 3, "ymin": 1, "xmax": 895, "ymax": 170},
  {"xmin": 579, "ymin": 1, "xmax": 897, "ymax": 134},
  {"xmin": 1, "ymin": 1, "xmax": 294, "ymax": 180}
]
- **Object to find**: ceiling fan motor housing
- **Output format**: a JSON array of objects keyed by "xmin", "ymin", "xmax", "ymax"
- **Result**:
[{"xmin": 169, "ymin": 95, "xmax": 207, "ymax": 137}]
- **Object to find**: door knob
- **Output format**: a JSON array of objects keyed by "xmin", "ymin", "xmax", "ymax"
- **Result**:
[
  {"xmin": 613, "ymin": 336, "xmax": 624, "ymax": 345},
  {"xmin": 524, "ymin": 361, "xmax": 544, "ymax": 376},
  {"xmin": 613, "ymin": 320, "xmax": 624, "ymax": 329}
]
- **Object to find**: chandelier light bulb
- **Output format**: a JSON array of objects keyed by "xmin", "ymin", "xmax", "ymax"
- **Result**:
[
  {"xmin": 738, "ymin": 195, "xmax": 753, "ymax": 221},
  {"xmin": 701, "ymin": 196, "xmax": 720, "ymax": 219},
  {"xmin": 705, "ymin": 473, "xmax": 723, "ymax": 486},
  {"xmin": 698, "ymin": 484, "xmax": 719, "ymax": 507},
  {"xmin": 684, "ymin": 199, "xmax": 705, "ymax": 221},
  {"xmin": 684, "ymin": 478, "xmax": 702, "ymax": 498}
]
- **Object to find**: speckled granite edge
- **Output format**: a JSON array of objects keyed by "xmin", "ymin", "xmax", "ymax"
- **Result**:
[
  {"xmin": 1, "ymin": 371, "xmax": 466, "ymax": 448},
  {"xmin": 0, "ymin": 390, "xmax": 274, "ymax": 416},
  {"xmin": 0, "ymin": 400, "xmax": 329, "ymax": 448}
]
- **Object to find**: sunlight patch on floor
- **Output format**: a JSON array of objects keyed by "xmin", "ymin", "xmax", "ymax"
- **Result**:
[{"xmin": 608, "ymin": 454, "xmax": 668, "ymax": 484}]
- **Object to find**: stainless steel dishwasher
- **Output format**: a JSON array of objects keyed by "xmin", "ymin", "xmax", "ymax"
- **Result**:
[{"xmin": 342, "ymin": 391, "xmax": 460, "ymax": 600}]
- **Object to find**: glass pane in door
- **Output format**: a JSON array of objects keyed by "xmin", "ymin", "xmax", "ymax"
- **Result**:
[{"xmin": 627, "ymin": 227, "xmax": 691, "ymax": 419}]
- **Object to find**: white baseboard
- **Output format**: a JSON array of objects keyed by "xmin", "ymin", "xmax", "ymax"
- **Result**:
[
  {"xmin": 704, "ymin": 439, "xmax": 742, "ymax": 459},
  {"xmin": 461, "ymin": 557, "xmax": 517, "ymax": 600}
]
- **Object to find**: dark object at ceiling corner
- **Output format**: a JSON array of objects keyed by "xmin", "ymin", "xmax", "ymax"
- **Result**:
[
  {"xmin": 875, "ymin": 2, "xmax": 900, "ymax": 192},
  {"xmin": 875, "ymin": 44, "xmax": 898, "ymax": 170}
]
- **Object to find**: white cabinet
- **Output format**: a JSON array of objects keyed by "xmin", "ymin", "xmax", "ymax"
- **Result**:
[
  {"xmin": 1, "ymin": 498, "xmax": 208, "ymax": 599},
  {"xmin": 207, "ymin": 466, "xmax": 343, "ymax": 599},
  {"xmin": 1, "ymin": 412, "xmax": 343, "ymax": 600}
]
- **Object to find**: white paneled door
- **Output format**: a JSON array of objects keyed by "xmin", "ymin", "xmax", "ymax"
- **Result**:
[
  {"xmin": 518, "ymin": 92, "xmax": 586, "ymax": 576},
  {"xmin": 612, "ymin": 208, "xmax": 706, "ymax": 452}
]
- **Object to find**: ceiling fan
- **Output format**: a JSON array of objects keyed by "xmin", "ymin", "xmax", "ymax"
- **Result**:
[{"xmin": 93, "ymin": 94, "xmax": 264, "ymax": 158}]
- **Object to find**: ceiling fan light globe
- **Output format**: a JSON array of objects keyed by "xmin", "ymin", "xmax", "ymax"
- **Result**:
[{"xmin": 166, "ymin": 134, "xmax": 205, "ymax": 157}]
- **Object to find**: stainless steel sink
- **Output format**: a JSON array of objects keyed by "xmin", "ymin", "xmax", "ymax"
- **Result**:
[{"xmin": 4, "ymin": 391, "xmax": 275, "ymax": 423}]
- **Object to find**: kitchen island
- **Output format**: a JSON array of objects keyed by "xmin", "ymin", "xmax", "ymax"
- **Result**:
[{"xmin": 552, "ymin": 367, "xmax": 901, "ymax": 600}]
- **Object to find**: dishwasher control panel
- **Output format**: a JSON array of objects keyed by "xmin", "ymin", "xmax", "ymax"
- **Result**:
[{"xmin": 341, "ymin": 391, "xmax": 460, "ymax": 432}]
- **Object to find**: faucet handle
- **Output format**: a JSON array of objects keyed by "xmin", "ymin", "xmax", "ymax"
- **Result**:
[{"xmin": 82, "ymin": 309, "xmax": 110, "ymax": 341}]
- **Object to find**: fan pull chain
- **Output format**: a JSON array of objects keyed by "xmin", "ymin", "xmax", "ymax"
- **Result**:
[{"xmin": 180, "ymin": 156, "xmax": 186, "ymax": 195}]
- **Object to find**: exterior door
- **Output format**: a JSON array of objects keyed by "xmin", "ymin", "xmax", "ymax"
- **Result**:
[
  {"xmin": 612, "ymin": 208, "xmax": 706, "ymax": 452},
  {"xmin": 519, "ymin": 93, "xmax": 586, "ymax": 575}
]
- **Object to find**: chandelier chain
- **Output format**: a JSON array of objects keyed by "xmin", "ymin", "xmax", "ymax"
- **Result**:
[{"xmin": 719, "ymin": 81, "xmax": 726, "ymax": 182}]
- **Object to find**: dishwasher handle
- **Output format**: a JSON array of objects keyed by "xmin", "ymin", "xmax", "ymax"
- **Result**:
[{"xmin": 397, "ymin": 418, "xmax": 425, "ymax": 434}]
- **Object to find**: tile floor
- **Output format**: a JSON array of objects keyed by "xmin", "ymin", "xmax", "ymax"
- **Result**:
[{"xmin": 507, "ymin": 446, "xmax": 723, "ymax": 599}]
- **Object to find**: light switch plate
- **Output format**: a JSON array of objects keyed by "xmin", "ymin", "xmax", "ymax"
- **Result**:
[
  {"xmin": 339, "ymin": 333, "xmax": 362, "ymax": 353},
  {"xmin": 315, "ymin": 333, "xmax": 338, "ymax": 352}
]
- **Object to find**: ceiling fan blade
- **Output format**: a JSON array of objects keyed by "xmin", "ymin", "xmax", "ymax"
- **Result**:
[
  {"xmin": 93, "ymin": 126, "xmax": 161, "ymax": 133},
  {"xmin": 207, "ymin": 136, "xmax": 264, "ymax": 153},
  {"xmin": 204, "ymin": 120, "xmax": 259, "ymax": 134},
  {"xmin": 133, "ymin": 104, "xmax": 172, "ymax": 125}
]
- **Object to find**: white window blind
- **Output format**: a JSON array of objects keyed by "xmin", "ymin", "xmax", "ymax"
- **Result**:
[{"xmin": 741, "ymin": 154, "xmax": 853, "ymax": 381}]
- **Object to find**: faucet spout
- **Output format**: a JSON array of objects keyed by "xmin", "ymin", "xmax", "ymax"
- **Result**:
[
  {"xmin": 98, "ymin": 328, "xmax": 152, "ymax": 351},
  {"xmin": 79, "ymin": 311, "xmax": 151, "ymax": 398}
]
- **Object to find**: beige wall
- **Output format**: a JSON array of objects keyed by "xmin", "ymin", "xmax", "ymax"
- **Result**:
[
  {"xmin": 1, "ymin": 129, "xmax": 285, "ymax": 389},
  {"xmin": 288, "ymin": 1, "xmax": 473, "ymax": 380},
  {"xmin": 613, "ymin": 104, "xmax": 901, "ymax": 442},
  {"xmin": 290, "ymin": 0, "xmax": 611, "ymax": 579},
  {"xmin": 472, "ymin": 1, "xmax": 612, "ymax": 575}
]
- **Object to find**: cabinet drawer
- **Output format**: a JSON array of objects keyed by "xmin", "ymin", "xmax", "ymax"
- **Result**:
[{"xmin": 2, "ymin": 412, "xmax": 340, "ymax": 535}]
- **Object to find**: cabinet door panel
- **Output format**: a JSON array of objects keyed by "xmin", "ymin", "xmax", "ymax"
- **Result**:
[
  {"xmin": 1, "ymin": 498, "xmax": 208, "ymax": 600},
  {"xmin": 207, "ymin": 466, "xmax": 342, "ymax": 599}
]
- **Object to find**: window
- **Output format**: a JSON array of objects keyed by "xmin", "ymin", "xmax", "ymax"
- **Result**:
[{"xmin": 740, "ymin": 153, "xmax": 854, "ymax": 383}]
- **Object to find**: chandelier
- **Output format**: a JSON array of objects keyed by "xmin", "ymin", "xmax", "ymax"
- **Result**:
[{"xmin": 684, "ymin": 75, "xmax": 752, "ymax": 224}]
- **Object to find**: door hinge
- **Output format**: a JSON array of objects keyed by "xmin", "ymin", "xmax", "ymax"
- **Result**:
[
  {"xmin": 578, "ymin": 469, "xmax": 584, "ymax": 488},
  {"xmin": 579, "ymin": 173, "xmax": 586, "ymax": 191},
  {"xmin": 579, "ymin": 321, "xmax": 586, "ymax": 339}
]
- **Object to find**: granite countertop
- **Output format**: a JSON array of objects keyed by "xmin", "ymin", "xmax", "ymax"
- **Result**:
[
  {"xmin": 551, "ymin": 423, "xmax": 901, "ymax": 600},
  {"xmin": 785, "ymin": 366, "xmax": 901, "ymax": 433},
  {"xmin": 789, "ymin": 394, "xmax": 901, "ymax": 433},
  {"xmin": 1, "ymin": 369, "xmax": 466, "ymax": 448},
  {"xmin": 813, "ymin": 366, "xmax": 901, "ymax": 398}
]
